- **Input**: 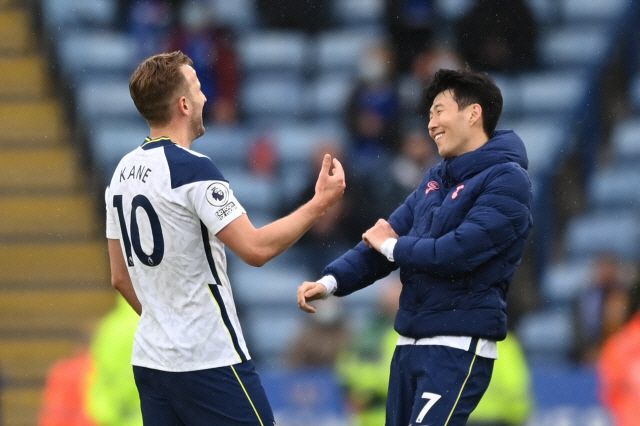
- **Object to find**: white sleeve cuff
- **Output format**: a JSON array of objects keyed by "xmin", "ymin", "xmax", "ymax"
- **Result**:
[
  {"xmin": 316, "ymin": 275, "xmax": 337, "ymax": 299},
  {"xmin": 381, "ymin": 238, "xmax": 397, "ymax": 262}
]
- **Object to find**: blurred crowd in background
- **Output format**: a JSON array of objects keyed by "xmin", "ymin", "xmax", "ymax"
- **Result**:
[{"xmin": 6, "ymin": 0, "xmax": 639, "ymax": 425}]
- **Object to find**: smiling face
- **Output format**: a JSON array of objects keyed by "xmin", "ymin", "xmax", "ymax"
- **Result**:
[{"xmin": 428, "ymin": 90, "xmax": 477, "ymax": 159}]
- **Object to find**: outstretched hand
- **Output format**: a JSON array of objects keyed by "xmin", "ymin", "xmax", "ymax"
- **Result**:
[
  {"xmin": 297, "ymin": 281, "xmax": 328, "ymax": 313},
  {"xmin": 314, "ymin": 154, "xmax": 346, "ymax": 211}
]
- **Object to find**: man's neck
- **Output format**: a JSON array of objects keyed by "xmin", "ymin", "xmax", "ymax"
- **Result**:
[{"xmin": 149, "ymin": 125, "xmax": 192, "ymax": 149}]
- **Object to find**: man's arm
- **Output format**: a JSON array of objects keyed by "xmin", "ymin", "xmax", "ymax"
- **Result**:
[
  {"xmin": 108, "ymin": 239, "xmax": 142, "ymax": 315},
  {"xmin": 217, "ymin": 154, "xmax": 345, "ymax": 267}
]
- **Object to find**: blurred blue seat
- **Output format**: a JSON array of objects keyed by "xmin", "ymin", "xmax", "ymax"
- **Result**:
[
  {"xmin": 560, "ymin": 0, "xmax": 627, "ymax": 24},
  {"xmin": 587, "ymin": 165, "xmax": 640, "ymax": 211},
  {"xmin": 75, "ymin": 78, "xmax": 141, "ymax": 125},
  {"xmin": 237, "ymin": 31, "xmax": 309, "ymax": 76},
  {"xmin": 192, "ymin": 125, "xmax": 254, "ymax": 171},
  {"xmin": 517, "ymin": 307, "xmax": 573, "ymax": 365},
  {"xmin": 332, "ymin": 0, "xmax": 384, "ymax": 27},
  {"xmin": 241, "ymin": 76, "xmax": 305, "ymax": 121},
  {"xmin": 58, "ymin": 30, "xmax": 137, "ymax": 82},
  {"xmin": 434, "ymin": 0, "xmax": 473, "ymax": 21},
  {"xmin": 209, "ymin": 0, "xmax": 258, "ymax": 32},
  {"xmin": 541, "ymin": 259, "xmax": 594, "ymax": 305},
  {"xmin": 222, "ymin": 170, "xmax": 280, "ymax": 214},
  {"xmin": 313, "ymin": 29, "xmax": 380, "ymax": 73},
  {"xmin": 518, "ymin": 71, "xmax": 587, "ymax": 116},
  {"xmin": 231, "ymin": 265, "xmax": 309, "ymax": 305},
  {"xmin": 270, "ymin": 121, "xmax": 347, "ymax": 163},
  {"xmin": 539, "ymin": 25, "xmax": 610, "ymax": 69},
  {"xmin": 565, "ymin": 211, "xmax": 640, "ymax": 261},
  {"xmin": 503, "ymin": 118, "xmax": 564, "ymax": 175},
  {"xmin": 42, "ymin": 0, "xmax": 117, "ymax": 37},
  {"xmin": 611, "ymin": 118, "xmax": 640, "ymax": 164},
  {"xmin": 90, "ymin": 122, "xmax": 149, "ymax": 182},
  {"xmin": 304, "ymin": 73, "xmax": 354, "ymax": 119}
]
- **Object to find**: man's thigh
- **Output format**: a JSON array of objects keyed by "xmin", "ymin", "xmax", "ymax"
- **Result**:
[
  {"xmin": 133, "ymin": 360, "xmax": 275, "ymax": 426},
  {"xmin": 386, "ymin": 344, "xmax": 493, "ymax": 426}
]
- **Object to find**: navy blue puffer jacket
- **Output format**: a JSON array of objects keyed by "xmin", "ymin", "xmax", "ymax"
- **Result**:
[{"xmin": 323, "ymin": 130, "xmax": 533, "ymax": 341}]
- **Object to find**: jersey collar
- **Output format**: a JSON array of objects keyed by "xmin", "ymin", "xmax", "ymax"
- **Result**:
[{"xmin": 141, "ymin": 136, "xmax": 177, "ymax": 150}]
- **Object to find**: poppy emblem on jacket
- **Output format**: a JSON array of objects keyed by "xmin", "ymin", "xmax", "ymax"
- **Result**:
[
  {"xmin": 425, "ymin": 181, "xmax": 440, "ymax": 195},
  {"xmin": 452, "ymin": 184, "xmax": 465, "ymax": 199}
]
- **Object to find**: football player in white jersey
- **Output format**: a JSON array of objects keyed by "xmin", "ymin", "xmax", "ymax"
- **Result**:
[{"xmin": 105, "ymin": 51, "xmax": 345, "ymax": 426}]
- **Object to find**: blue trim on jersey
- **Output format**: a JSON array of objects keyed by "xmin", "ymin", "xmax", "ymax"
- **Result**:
[
  {"xmin": 141, "ymin": 137, "xmax": 227, "ymax": 189},
  {"xmin": 200, "ymin": 221, "xmax": 248, "ymax": 363},
  {"xmin": 208, "ymin": 284, "xmax": 248, "ymax": 363}
]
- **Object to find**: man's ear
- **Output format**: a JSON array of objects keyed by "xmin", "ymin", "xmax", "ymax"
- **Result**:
[
  {"xmin": 468, "ymin": 103, "xmax": 483, "ymax": 127},
  {"xmin": 177, "ymin": 96, "xmax": 189, "ymax": 116}
]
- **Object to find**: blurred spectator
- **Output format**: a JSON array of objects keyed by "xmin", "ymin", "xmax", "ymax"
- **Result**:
[
  {"xmin": 572, "ymin": 254, "xmax": 634, "ymax": 365},
  {"xmin": 335, "ymin": 276, "xmax": 401, "ymax": 426},
  {"xmin": 345, "ymin": 41, "xmax": 401, "ymax": 174},
  {"xmin": 39, "ymin": 348, "xmax": 97, "ymax": 426},
  {"xmin": 166, "ymin": 1, "xmax": 241, "ymax": 125},
  {"xmin": 467, "ymin": 332, "xmax": 533, "ymax": 426},
  {"xmin": 87, "ymin": 297, "xmax": 141, "ymax": 426},
  {"xmin": 279, "ymin": 141, "xmax": 375, "ymax": 276},
  {"xmin": 120, "ymin": 0, "xmax": 176, "ymax": 61},
  {"xmin": 370, "ymin": 126, "xmax": 440, "ymax": 218},
  {"xmin": 400, "ymin": 41, "xmax": 464, "ymax": 117},
  {"xmin": 285, "ymin": 298, "xmax": 352, "ymax": 369},
  {"xmin": 257, "ymin": 0, "xmax": 330, "ymax": 33},
  {"xmin": 598, "ymin": 292, "xmax": 640, "ymax": 426},
  {"xmin": 385, "ymin": 0, "xmax": 438, "ymax": 73},
  {"xmin": 454, "ymin": 0, "xmax": 538, "ymax": 73}
]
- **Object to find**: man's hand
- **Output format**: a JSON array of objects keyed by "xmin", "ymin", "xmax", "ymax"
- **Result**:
[
  {"xmin": 314, "ymin": 154, "xmax": 346, "ymax": 211},
  {"xmin": 363, "ymin": 219, "xmax": 398, "ymax": 253},
  {"xmin": 297, "ymin": 281, "xmax": 328, "ymax": 313}
]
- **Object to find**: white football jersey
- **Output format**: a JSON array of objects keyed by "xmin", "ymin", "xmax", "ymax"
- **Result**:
[{"xmin": 105, "ymin": 136, "xmax": 250, "ymax": 372}]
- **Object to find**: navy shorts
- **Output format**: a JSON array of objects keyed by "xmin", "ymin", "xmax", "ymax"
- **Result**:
[
  {"xmin": 386, "ymin": 339, "xmax": 494, "ymax": 426},
  {"xmin": 133, "ymin": 360, "xmax": 275, "ymax": 426}
]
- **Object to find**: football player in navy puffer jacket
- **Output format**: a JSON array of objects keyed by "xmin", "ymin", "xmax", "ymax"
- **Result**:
[{"xmin": 297, "ymin": 68, "xmax": 533, "ymax": 426}]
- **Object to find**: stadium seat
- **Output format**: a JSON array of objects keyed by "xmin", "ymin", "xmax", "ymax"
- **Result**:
[
  {"xmin": 90, "ymin": 122, "xmax": 149, "ymax": 182},
  {"xmin": 42, "ymin": 0, "xmax": 117, "ymax": 37},
  {"xmin": 313, "ymin": 29, "xmax": 382, "ymax": 73},
  {"xmin": 241, "ymin": 75, "xmax": 305, "ymax": 121},
  {"xmin": 192, "ymin": 125, "xmax": 255, "ymax": 171},
  {"xmin": 208, "ymin": 0, "xmax": 258, "ymax": 31},
  {"xmin": 75, "ymin": 77, "xmax": 140, "ymax": 125},
  {"xmin": 434, "ymin": 0, "xmax": 473, "ymax": 21},
  {"xmin": 517, "ymin": 307, "xmax": 573, "ymax": 365},
  {"xmin": 564, "ymin": 211, "xmax": 640, "ymax": 261},
  {"xmin": 237, "ymin": 31, "xmax": 309, "ymax": 76},
  {"xmin": 610, "ymin": 118, "xmax": 640, "ymax": 164},
  {"xmin": 57, "ymin": 31, "xmax": 137, "ymax": 83},
  {"xmin": 304, "ymin": 72, "xmax": 354, "ymax": 119},
  {"xmin": 560, "ymin": 0, "xmax": 628, "ymax": 24},
  {"xmin": 331, "ymin": 0, "xmax": 384, "ymax": 27},
  {"xmin": 220, "ymin": 169, "xmax": 281, "ymax": 214},
  {"xmin": 541, "ymin": 259, "xmax": 594, "ymax": 305},
  {"xmin": 502, "ymin": 118, "xmax": 565, "ymax": 175},
  {"xmin": 586, "ymin": 165, "xmax": 640, "ymax": 211},
  {"xmin": 518, "ymin": 71, "xmax": 587, "ymax": 116},
  {"xmin": 539, "ymin": 25, "xmax": 610, "ymax": 69}
]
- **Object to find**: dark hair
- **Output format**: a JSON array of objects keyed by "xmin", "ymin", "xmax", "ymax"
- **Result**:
[
  {"xmin": 423, "ymin": 68, "xmax": 503, "ymax": 137},
  {"xmin": 129, "ymin": 51, "xmax": 194, "ymax": 126}
]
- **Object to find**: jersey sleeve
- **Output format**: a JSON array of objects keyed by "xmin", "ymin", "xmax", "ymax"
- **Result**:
[
  {"xmin": 105, "ymin": 186, "xmax": 120, "ymax": 239},
  {"xmin": 188, "ymin": 179, "xmax": 246, "ymax": 235}
]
